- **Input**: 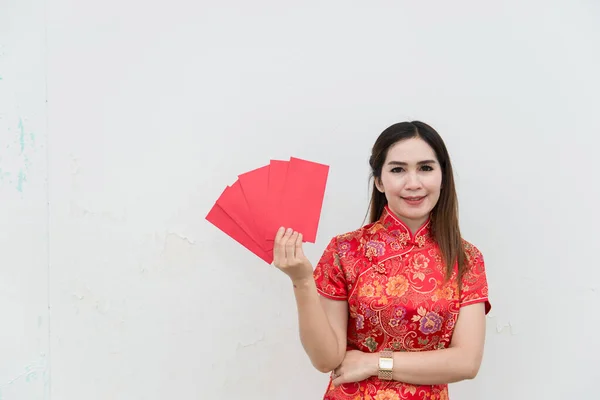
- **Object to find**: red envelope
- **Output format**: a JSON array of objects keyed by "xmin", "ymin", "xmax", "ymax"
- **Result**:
[
  {"xmin": 238, "ymin": 165, "xmax": 270, "ymax": 250},
  {"xmin": 275, "ymin": 157, "xmax": 329, "ymax": 243},
  {"xmin": 262, "ymin": 160, "xmax": 289, "ymax": 241},
  {"xmin": 216, "ymin": 181, "xmax": 261, "ymax": 244},
  {"xmin": 206, "ymin": 157, "xmax": 329, "ymax": 264},
  {"xmin": 205, "ymin": 200, "xmax": 273, "ymax": 264}
]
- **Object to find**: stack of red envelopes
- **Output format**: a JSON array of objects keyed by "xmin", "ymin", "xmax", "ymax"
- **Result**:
[{"xmin": 206, "ymin": 157, "xmax": 329, "ymax": 264}]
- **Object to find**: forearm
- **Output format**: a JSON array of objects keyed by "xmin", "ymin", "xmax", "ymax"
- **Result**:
[
  {"xmin": 293, "ymin": 279, "xmax": 343, "ymax": 372},
  {"xmin": 383, "ymin": 348, "xmax": 480, "ymax": 385},
  {"xmin": 382, "ymin": 303, "xmax": 486, "ymax": 385}
]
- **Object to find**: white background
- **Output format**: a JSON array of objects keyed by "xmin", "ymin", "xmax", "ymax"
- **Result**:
[{"xmin": 1, "ymin": 0, "xmax": 599, "ymax": 399}]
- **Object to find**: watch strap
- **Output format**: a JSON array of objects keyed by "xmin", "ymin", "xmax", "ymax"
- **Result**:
[{"xmin": 378, "ymin": 348, "xmax": 394, "ymax": 380}]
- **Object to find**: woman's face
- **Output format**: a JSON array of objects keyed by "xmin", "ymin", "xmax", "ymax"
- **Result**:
[{"xmin": 376, "ymin": 137, "xmax": 443, "ymax": 233}]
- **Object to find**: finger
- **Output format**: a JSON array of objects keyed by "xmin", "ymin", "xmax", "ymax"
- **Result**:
[
  {"xmin": 332, "ymin": 374, "xmax": 345, "ymax": 387},
  {"xmin": 295, "ymin": 233, "xmax": 304, "ymax": 259},
  {"xmin": 278, "ymin": 228, "xmax": 293, "ymax": 262},
  {"xmin": 286, "ymin": 231, "xmax": 298, "ymax": 259},
  {"xmin": 272, "ymin": 227, "xmax": 286, "ymax": 263},
  {"xmin": 274, "ymin": 226, "xmax": 286, "ymax": 242},
  {"xmin": 282, "ymin": 227, "xmax": 293, "ymax": 243},
  {"xmin": 281, "ymin": 228, "xmax": 293, "ymax": 250}
]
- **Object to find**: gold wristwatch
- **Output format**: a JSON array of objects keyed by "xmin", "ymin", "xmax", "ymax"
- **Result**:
[{"xmin": 378, "ymin": 348, "xmax": 393, "ymax": 380}]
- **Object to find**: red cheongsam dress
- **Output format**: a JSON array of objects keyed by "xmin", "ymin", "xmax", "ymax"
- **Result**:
[{"xmin": 313, "ymin": 205, "xmax": 491, "ymax": 400}]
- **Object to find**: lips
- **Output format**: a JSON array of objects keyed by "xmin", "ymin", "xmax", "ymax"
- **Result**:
[{"xmin": 402, "ymin": 195, "xmax": 426, "ymax": 205}]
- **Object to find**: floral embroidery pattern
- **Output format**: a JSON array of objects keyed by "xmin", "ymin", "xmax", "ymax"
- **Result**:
[
  {"xmin": 339, "ymin": 241, "xmax": 352, "ymax": 255},
  {"xmin": 364, "ymin": 337, "xmax": 378, "ymax": 352},
  {"xmin": 356, "ymin": 314, "xmax": 365, "ymax": 330},
  {"xmin": 366, "ymin": 240, "xmax": 386, "ymax": 258},
  {"xmin": 359, "ymin": 283, "xmax": 375, "ymax": 297},
  {"xmin": 388, "ymin": 306, "xmax": 407, "ymax": 328},
  {"xmin": 418, "ymin": 311, "xmax": 444, "ymax": 335},
  {"xmin": 374, "ymin": 389, "xmax": 401, "ymax": 400},
  {"xmin": 314, "ymin": 205, "xmax": 491, "ymax": 400},
  {"xmin": 386, "ymin": 276, "xmax": 409, "ymax": 297},
  {"xmin": 409, "ymin": 254, "xmax": 429, "ymax": 281}
]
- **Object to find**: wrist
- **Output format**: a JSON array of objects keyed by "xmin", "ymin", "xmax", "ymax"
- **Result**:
[
  {"xmin": 291, "ymin": 277, "xmax": 314, "ymax": 288},
  {"xmin": 366, "ymin": 352, "xmax": 380, "ymax": 377}
]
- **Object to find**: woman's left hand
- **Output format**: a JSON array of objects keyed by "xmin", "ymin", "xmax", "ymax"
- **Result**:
[{"xmin": 331, "ymin": 350, "xmax": 378, "ymax": 387}]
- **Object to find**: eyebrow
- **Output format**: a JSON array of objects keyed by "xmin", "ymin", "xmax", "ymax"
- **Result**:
[{"xmin": 387, "ymin": 160, "xmax": 437, "ymax": 166}]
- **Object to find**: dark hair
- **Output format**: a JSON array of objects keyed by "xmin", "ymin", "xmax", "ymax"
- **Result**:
[{"xmin": 367, "ymin": 121, "xmax": 467, "ymax": 286}]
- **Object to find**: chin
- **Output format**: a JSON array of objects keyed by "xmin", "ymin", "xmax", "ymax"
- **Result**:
[
  {"xmin": 404, "ymin": 212, "xmax": 430, "ymax": 222},
  {"xmin": 390, "ymin": 206, "xmax": 430, "ymax": 222}
]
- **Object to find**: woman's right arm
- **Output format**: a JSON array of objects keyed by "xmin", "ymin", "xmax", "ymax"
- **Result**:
[
  {"xmin": 293, "ymin": 279, "xmax": 348, "ymax": 373},
  {"xmin": 273, "ymin": 228, "xmax": 348, "ymax": 373}
]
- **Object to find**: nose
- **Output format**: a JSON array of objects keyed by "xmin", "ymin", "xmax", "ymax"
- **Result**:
[{"xmin": 405, "ymin": 172, "xmax": 422, "ymax": 190}]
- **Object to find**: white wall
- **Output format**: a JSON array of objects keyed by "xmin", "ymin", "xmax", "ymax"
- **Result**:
[
  {"xmin": 0, "ymin": 0, "xmax": 49, "ymax": 399},
  {"xmin": 1, "ymin": 0, "xmax": 599, "ymax": 399}
]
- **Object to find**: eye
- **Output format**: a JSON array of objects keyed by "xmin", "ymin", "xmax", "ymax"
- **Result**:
[
  {"xmin": 390, "ymin": 167, "xmax": 404, "ymax": 173},
  {"xmin": 420, "ymin": 165, "xmax": 434, "ymax": 171}
]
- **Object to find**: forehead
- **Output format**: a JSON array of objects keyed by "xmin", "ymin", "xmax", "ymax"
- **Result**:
[{"xmin": 385, "ymin": 137, "xmax": 438, "ymax": 163}]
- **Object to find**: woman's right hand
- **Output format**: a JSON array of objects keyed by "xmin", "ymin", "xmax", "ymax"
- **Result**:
[{"xmin": 272, "ymin": 227, "xmax": 313, "ymax": 284}]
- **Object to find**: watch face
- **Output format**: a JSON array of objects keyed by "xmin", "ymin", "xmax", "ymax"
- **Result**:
[{"xmin": 379, "ymin": 358, "xmax": 393, "ymax": 370}]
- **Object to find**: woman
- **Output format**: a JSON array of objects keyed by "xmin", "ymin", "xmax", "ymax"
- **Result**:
[{"xmin": 273, "ymin": 121, "xmax": 491, "ymax": 399}]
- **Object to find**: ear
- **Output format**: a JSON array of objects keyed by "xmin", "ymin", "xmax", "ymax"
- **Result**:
[{"xmin": 375, "ymin": 177, "xmax": 385, "ymax": 193}]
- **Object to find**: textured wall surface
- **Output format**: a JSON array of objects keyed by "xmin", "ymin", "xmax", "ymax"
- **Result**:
[{"xmin": 1, "ymin": 0, "xmax": 599, "ymax": 399}]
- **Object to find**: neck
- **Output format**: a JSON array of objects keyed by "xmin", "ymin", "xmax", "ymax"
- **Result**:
[
  {"xmin": 387, "ymin": 207, "xmax": 429, "ymax": 236},
  {"xmin": 403, "ymin": 218, "xmax": 428, "ymax": 236}
]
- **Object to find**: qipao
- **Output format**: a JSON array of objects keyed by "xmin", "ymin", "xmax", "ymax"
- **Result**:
[{"xmin": 313, "ymin": 205, "xmax": 491, "ymax": 400}]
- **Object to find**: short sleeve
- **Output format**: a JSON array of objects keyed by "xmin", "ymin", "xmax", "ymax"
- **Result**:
[
  {"xmin": 313, "ymin": 236, "xmax": 348, "ymax": 300},
  {"xmin": 460, "ymin": 242, "xmax": 491, "ymax": 314}
]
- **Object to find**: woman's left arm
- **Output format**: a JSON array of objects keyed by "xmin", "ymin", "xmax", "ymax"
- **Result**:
[
  {"xmin": 332, "ymin": 302, "xmax": 487, "ymax": 387},
  {"xmin": 387, "ymin": 302, "xmax": 487, "ymax": 384}
]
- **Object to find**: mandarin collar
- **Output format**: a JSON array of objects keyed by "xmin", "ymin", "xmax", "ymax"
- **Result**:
[
  {"xmin": 364, "ymin": 205, "xmax": 433, "ymax": 263},
  {"xmin": 381, "ymin": 205, "xmax": 431, "ymax": 246}
]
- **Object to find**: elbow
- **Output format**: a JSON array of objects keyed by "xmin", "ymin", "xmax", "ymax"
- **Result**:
[
  {"xmin": 463, "ymin": 360, "xmax": 482, "ymax": 380},
  {"xmin": 312, "ymin": 360, "xmax": 337, "ymax": 374},
  {"xmin": 314, "ymin": 363, "xmax": 333, "ymax": 374},
  {"xmin": 453, "ymin": 346, "xmax": 483, "ymax": 380},
  {"xmin": 464, "ymin": 367, "xmax": 478, "ymax": 380},
  {"xmin": 311, "ymin": 353, "xmax": 343, "ymax": 374},
  {"xmin": 308, "ymin": 347, "xmax": 344, "ymax": 374}
]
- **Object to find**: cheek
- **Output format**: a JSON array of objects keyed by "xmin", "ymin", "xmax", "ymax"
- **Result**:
[
  {"xmin": 382, "ymin": 175, "xmax": 404, "ymax": 193},
  {"xmin": 426, "ymin": 174, "xmax": 443, "ymax": 193}
]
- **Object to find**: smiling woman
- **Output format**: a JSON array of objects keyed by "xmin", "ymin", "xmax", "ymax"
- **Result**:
[
  {"xmin": 369, "ymin": 121, "xmax": 465, "ymax": 286},
  {"xmin": 272, "ymin": 121, "xmax": 491, "ymax": 400},
  {"xmin": 373, "ymin": 137, "xmax": 442, "ymax": 233}
]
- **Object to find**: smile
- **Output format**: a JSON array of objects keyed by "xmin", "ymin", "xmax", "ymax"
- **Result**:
[{"xmin": 402, "ymin": 196, "xmax": 426, "ymax": 205}]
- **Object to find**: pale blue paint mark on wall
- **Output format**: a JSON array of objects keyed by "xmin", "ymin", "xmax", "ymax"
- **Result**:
[
  {"xmin": 0, "ymin": 116, "xmax": 37, "ymax": 193},
  {"xmin": 16, "ymin": 169, "xmax": 26, "ymax": 192},
  {"xmin": 0, "ymin": 355, "xmax": 48, "ymax": 399},
  {"xmin": 18, "ymin": 118, "xmax": 25, "ymax": 153}
]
